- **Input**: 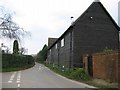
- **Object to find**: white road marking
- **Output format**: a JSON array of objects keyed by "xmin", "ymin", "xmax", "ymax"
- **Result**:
[
  {"xmin": 8, "ymin": 71, "xmax": 21, "ymax": 84},
  {"xmin": 8, "ymin": 81, "xmax": 12, "ymax": 83},
  {"xmin": 39, "ymin": 66, "xmax": 41, "ymax": 70},
  {"xmin": 16, "ymin": 71, "xmax": 21, "ymax": 83},
  {"xmin": 8, "ymin": 72, "xmax": 16, "ymax": 83},
  {"xmin": 16, "ymin": 81, "xmax": 20, "ymax": 83},
  {"xmin": 39, "ymin": 66, "xmax": 50, "ymax": 71},
  {"xmin": 17, "ymin": 84, "xmax": 20, "ymax": 87}
]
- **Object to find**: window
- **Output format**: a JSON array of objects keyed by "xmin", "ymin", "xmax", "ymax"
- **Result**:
[
  {"xmin": 61, "ymin": 38, "xmax": 64, "ymax": 47},
  {"xmin": 55, "ymin": 44, "xmax": 57, "ymax": 49}
]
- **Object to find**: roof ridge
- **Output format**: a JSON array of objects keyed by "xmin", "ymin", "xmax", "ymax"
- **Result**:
[{"xmin": 48, "ymin": 1, "xmax": 120, "ymax": 50}]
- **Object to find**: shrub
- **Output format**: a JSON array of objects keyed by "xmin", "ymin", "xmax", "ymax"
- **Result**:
[
  {"xmin": 69, "ymin": 68, "xmax": 90, "ymax": 80},
  {"xmin": 103, "ymin": 47, "xmax": 113, "ymax": 54},
  {"xmin": 2, "ymin": 53, "xmax": 35, "ymax": 72},
  {"xmin": 13, "ymin": 40, "xmax": 19, "ymax": 54},
  {"xmin": 35, "ymin": 44, "xmax": 48, "ymax": 63}
]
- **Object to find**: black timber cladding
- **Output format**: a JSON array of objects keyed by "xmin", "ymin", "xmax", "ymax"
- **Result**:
[
  {"xmin": 72, "ymin": 1, "xmax": 120, "ymax": 67},
  {"xmin": 47, "ymin": 1, "xmax": 120, "ymax": 69}
]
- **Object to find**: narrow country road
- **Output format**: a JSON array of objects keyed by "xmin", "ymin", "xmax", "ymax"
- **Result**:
[{"xmin": 1, "ymin": 63, "xmax": 95, "ymax": 89}]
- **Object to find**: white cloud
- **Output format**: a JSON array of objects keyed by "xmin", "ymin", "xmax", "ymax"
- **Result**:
[{"xmin": 0, "ymin": 0, "xmax": 119, "ymax": 54}]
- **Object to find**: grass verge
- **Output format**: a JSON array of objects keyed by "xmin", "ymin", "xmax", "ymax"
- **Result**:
[
  {"xmin": 44, "ymin": 63, "xmax": 90, "ymax": 81},
  {"xmin": 44, "ymin": 63, "xmax": 119, "ymax": 89},
  {"xmin": 85, "ymin": 79, "xmax": 118, "ymax": 88}
]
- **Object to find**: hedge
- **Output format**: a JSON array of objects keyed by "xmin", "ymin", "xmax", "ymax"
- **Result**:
[{"xmin": 2, "ymin": 53, "xmax": 35, "ymax": 72}]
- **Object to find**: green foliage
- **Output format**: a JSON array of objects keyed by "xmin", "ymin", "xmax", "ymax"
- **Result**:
[
  {"xmin": 45, "ymin": 64, "xmax": 117, "ymax": 88},
  {"xmin": 13, "ymin": 40, "xmax": 19, "ymax": 54},
  {"xmin": 86, "ymin": 79, "xmax": 118, "ymax": 88},
  {"xmin": 2, "ymin": 53, "xmax": 35, "ymax": 72},
  {"xmin": 36, "ymin": 44, "xmax": 48, "ymax": 63},
  {"xmin": 69, "ymin": 68, "xmax": 90, "ymax": 80},
  {"xmin": 103, "ymin": 47, "xmax": 113, "ymax": 54},
  {"xmin": 45, "ymin": 63, "xmax": 90, "ymax": 81}
]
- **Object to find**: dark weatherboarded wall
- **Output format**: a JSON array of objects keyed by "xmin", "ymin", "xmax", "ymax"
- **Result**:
[
  {"xmin": 59, "ymin": 32, "xmax": 72, "ymax": 68},
  {"xmin": 47, "ymin": 1, "xmax": 119, "ymax": 69},
  {"xmin": 72, "ymin": 2, "xmax": 119, "ymax": 67}
]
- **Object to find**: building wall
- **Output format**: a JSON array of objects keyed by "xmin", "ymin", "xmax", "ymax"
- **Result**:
[
  {"xmin": 118, "ymin": 1, "xmax": 120, "ymax": 26},
  {"xmin": 53, "ymin": 42, "xmax": 60, "ymax": 66},
  {"xmin": 47, "ymin": 45, "xmax": 55, "ymax": 65},
  {"xmin": 59, "ymin": 32, "xmax": 72, "ymax": 68},
  {"xmin": 47, "ymin": 2, "xmax": 119, "ymax": 69},
  {"xmin": 47, "ymin": 50, "xmax": 51, "ymax": 64},
  {"xmin": 47, "ymin": 31, "xmax": 73, "ymax": 69},
  {"xmin": 73, "ymin": 2, "xmax": 119, "ymax": 67},
  {"xmin": 118, "ymin": 1, "xmax": 120, "ymax": 45},
  {"xmin": 51, "ymin": 46, "xmax": 55, "ymax": 64}
]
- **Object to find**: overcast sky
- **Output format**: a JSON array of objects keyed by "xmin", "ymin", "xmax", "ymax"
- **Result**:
[{"xmin": 0, "ymin": 0, "xmax": 119, "ymax": 54}]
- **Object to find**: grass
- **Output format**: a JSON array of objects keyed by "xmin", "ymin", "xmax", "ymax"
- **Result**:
[
  {"xmin": 85, "ymin": 79, "xmax": 119, "ymax": 89},
  {"xmin": 44, "ymin": 63, "xmax": 119, "ymax": 89},
  {"xmin": 45, "ymin": 63, "xmax": 90, "ymax": 80}
]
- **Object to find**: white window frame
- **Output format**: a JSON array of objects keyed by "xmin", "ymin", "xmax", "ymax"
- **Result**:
[
  {"xmin": 55, "ymin": 44, "xmax": 57, "ymax": 49},
  {"xmin": 61, "ymin": 38, "xmax": 64, "ymax": 47}
]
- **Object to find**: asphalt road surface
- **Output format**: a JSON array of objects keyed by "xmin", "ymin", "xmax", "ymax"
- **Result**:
[{"xmin": 1, "ymin": 63, "xmax": 95, "ymax": 89}]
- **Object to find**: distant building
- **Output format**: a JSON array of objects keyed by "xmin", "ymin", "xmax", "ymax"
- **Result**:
[
  {"xmin": 48, "ymin": 38, "xmax": 58, "ymax": 48},
  {"xmin": 47, "ymin": 1, "xmax": 120, "ymax": 69}
]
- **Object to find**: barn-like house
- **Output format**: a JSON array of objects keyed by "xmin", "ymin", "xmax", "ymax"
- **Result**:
[{"xmin": 47, "ymin": 0, "xmax": 120, "ymax": 69}]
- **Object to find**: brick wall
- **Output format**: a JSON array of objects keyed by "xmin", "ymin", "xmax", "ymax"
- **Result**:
[
  {"xmin": 83, "ymin": 54, "xmax": 89, "ymax": 73},
  {"xmin": 83, "ymin": 51, "xmax": 120, "ymax": 83}
]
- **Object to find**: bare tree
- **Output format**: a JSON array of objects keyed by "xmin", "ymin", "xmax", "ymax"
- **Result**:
[
  {"xmin": 19, "ymin": 47, "xmax": 26, "ymax": 55},
  {"xmin": 1, "ymin": 43, "xmax": 10, "ymax": 53},
  {"xmin": 0, "ymin": 6, "xmax": 28, "ymax": 41}
]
